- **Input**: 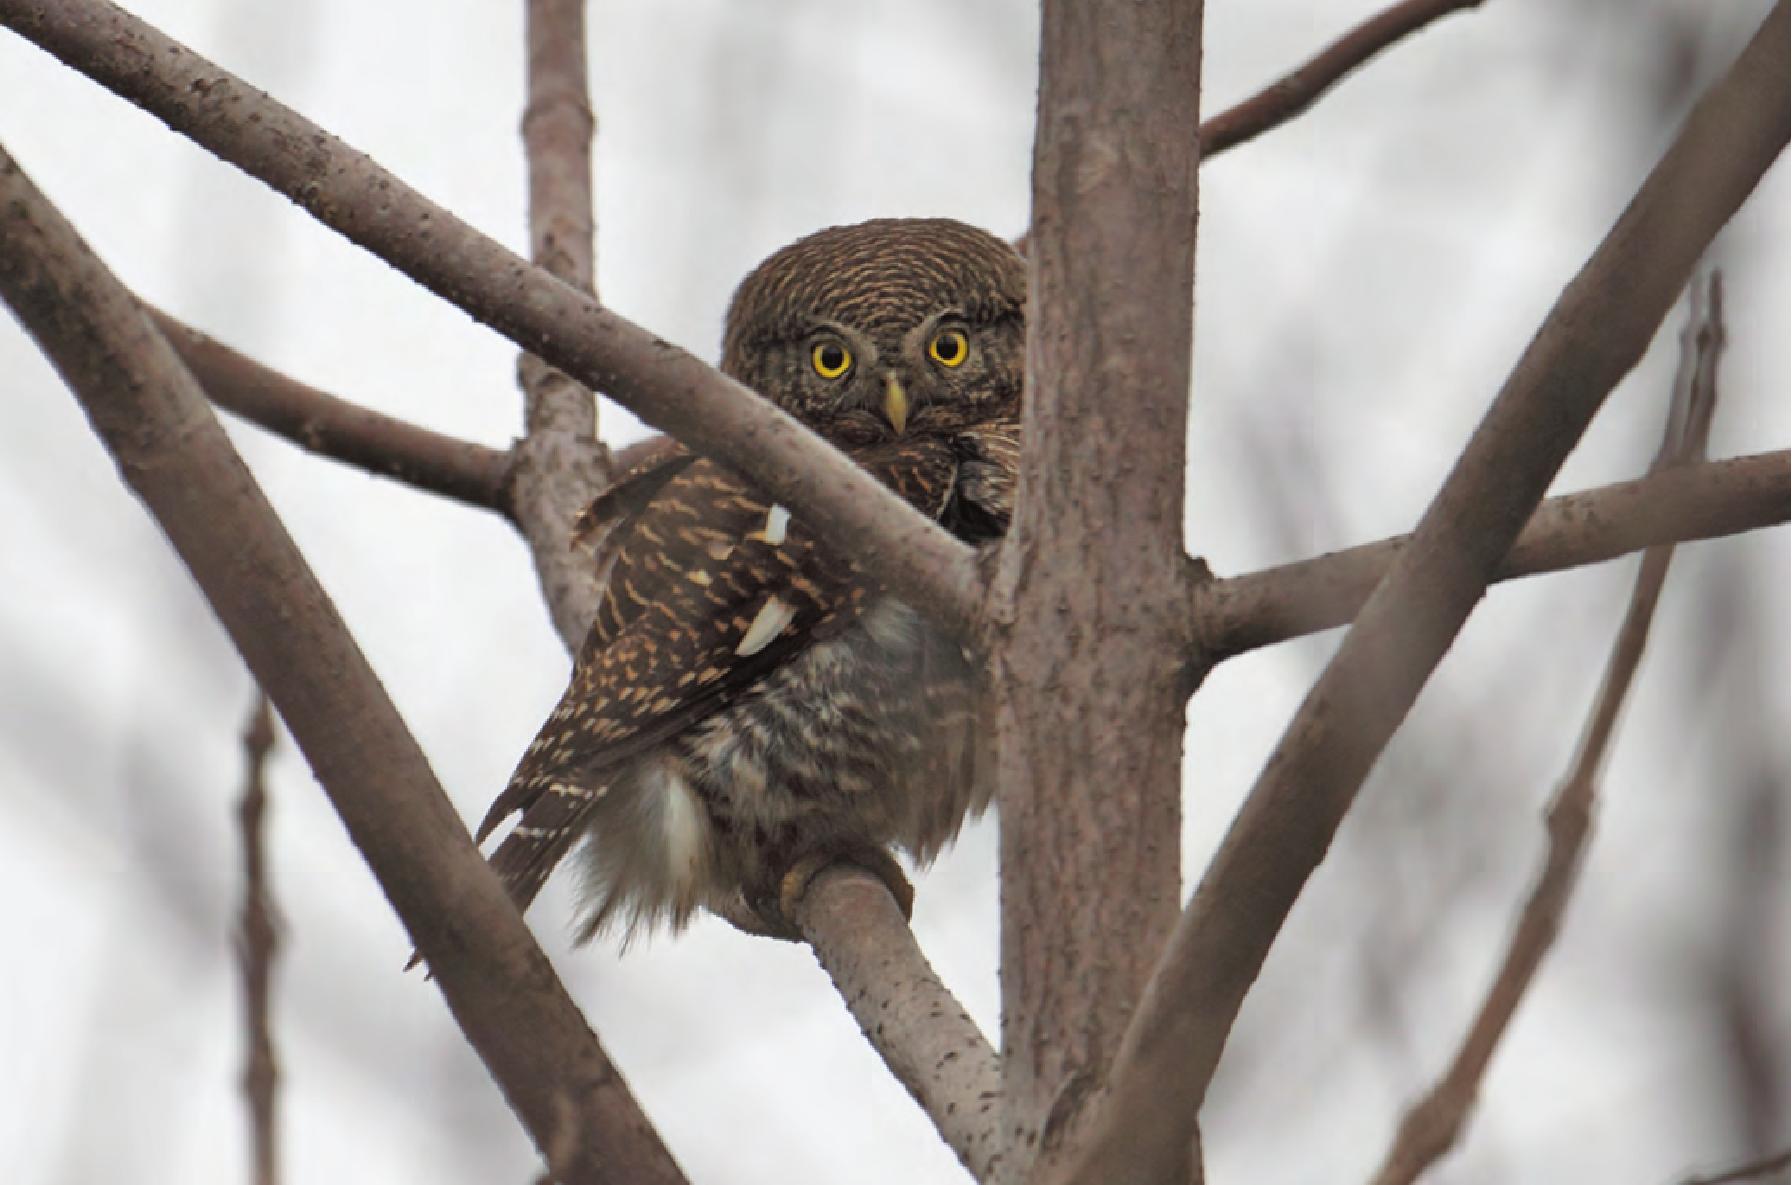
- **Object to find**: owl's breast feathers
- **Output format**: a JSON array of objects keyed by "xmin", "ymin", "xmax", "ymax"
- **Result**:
[{"xmin": 479, "ymin": 432, "xmax": 998, "ymax": 915}]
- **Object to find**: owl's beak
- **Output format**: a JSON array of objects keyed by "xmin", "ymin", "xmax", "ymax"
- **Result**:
[{"xmin": 882, "ymin": 372, "xmax": 910, "ymax": 435}]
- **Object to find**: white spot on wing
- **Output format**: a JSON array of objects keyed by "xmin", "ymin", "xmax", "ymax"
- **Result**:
[
  {"xmin": 735, "ymin": 595, "xmax": 797, "ymax": 657},
  {"xmin": 748, "ymin": 504, "xmax": 791, "ymax": 547}
]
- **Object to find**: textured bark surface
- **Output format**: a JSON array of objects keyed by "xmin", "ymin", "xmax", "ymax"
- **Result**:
[{"xmin": 991, "ymin": 1, "xmax": 1205, "ymax": 1176}]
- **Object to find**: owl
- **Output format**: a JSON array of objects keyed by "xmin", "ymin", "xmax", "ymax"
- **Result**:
[{"xmin": 477, "ymin": 218, "xmax": 1025, "ymax": 941}]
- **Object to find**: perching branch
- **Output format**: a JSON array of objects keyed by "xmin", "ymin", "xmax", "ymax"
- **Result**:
[
  {"xmin": 1369, "ymin": 273, "xmax": 1726, "ymax": 1185},
  {"xmin": 1200, "ymin": 0, "xmax": 1483, "ymax": 156},
  {"xmin": 1197, "ymin": 449, "xmax": 1789, "ymax": 659},
  {"xmin": 0, "ymin": 141, "xmax": 686, "ymax": 1185},
  {"xmin": 794, "ymin": 866, "xmax": 1005, "ymax": 1184},
  {"xmin": 0, "ymin": 0, "xmax": 980, "ymax": 639},
  {"xmin": 235, "ymin": 693, "xmax": 281, "ymax": 1185},
  {"xmin": 512, "ymin": 0, "xmax": 609, "ymax": 649},
  {"xmin": 1055, "ymin": 7, "xmax": 1789, "ymax": 1183},
  {"xmin": 145, "ymin": 306, "xmax": 515, "ymax": 513}
]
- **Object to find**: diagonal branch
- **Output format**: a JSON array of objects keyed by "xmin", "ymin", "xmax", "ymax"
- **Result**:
[
  {"xmin": 0, "ymin": 0, "xmax": 980, "ymax": 639},
  {"xmin": 512, "ymin": 0, "xmax": 609, "ymax": 649},
  {"xmin": 1369, "ymin": 273, "xmax": 1727, "ymax": 1185},
  {"xmin": 1200, "ymin": 0, "xmax": 1484, "ymax": 157},
  {"xmin": 794, "ymin": 867, "xmax": 1005, "ymax": 1183},
  {"xmin": 146, "ymin": 306, "xmax": 515, "ymax": 513},
  {"xmin": 1197, "ymin": 449, "xmax": 1789, "ymax": 659},
  {"xmin": 1054, "ymin": 7, "xmax": 1790, "ymax": 1183},
  {"xmin": 0, "ymin": 141, "xmax": 686, "ymax": 1185}
]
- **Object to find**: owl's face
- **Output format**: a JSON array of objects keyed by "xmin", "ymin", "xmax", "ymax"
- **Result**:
[{"xmin": 721, "ymin": 219, "xmax": 1025, "ymax": 446}]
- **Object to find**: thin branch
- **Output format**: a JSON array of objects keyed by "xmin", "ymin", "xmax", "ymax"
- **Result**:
[
  {"xmin": 145, "ymin": 306, "xmax": 514, "ymax": 513},
  {"xmin": 1055, "ymin": 9, "xmax": 1790, "ymax": 1183},
  {"xmin": 1197, "ymin": 449, "xmax": 1789, "ymax": 659},
  {"xmin": 1370, "ymin": 273, "xmax": 1726, "ymax": 1185},
  {"xmin": 0, "ymin": 142, "xmax": 686, "ymax": 1185},
  {"xmin": 1200, "ymin": 0, "xmax": 1483, "ymax": 156},
  {"xmin": 794, "ymin": 866, "xmax": 1005, "ymax": 1183},
  {"xmin": 1682, "ymin": 1150, "xmax": 1792, "ymax": 1185},
  {"xmin": 0, "ymin": 0, "xmax": 980, "ymax": 640},
  {"xmin": 513, "ymin": 0, "xmax": 608, "ymax": 649},
  {"xmin": 236, "ymin": 693, "xmax": 281, "ymax": 1185}
]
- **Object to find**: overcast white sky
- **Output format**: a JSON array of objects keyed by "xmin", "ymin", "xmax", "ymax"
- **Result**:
[{"xmin": 0, "ymin": 2, "xmax": 1785, "ymax": 1183}]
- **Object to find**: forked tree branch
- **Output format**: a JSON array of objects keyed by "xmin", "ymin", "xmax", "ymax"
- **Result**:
[
  {"xmin": 512, "ymin": 0, "xmax": 609, "ymax": 649},
  {"xmin": 0, "ymin": 142, "xmax": 686, "ymax": 1185},
  {"xmin": 1200, "ymin": 0, "xmax": 1483, "ymax": 156},
  {"xmin": 1054, "ymin": 6, "xmax": 1789, "ymax": 1183},
  {"xmin": 145, "ymin": 306, "xmax": 516, "ymax": 513},
  {"xmin": 0, "ymin": 0, "xmax": 980, "ymax": 639},
  {"xmin": 794, "ymin": 867, "xmax": 1005, "ymax": 1183},
  {"xmin": 1197, "ymin": 449, "xmax": 1789, "ymax": 659},
  {"xmin": 1370, "ymin": 273, "xmax": 1726, "ymax": 1185}
]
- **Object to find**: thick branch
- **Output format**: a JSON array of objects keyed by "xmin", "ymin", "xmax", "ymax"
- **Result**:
[
  {"xmin": 513, "ymin": 0, "xmax": 607, "ymax": 649},
  {"xmin": 794, "ymin": 866, "xmax": 1005, "ymax": 1184},
  {"xmin": 1370, "ymin": 274, "xmax": 1725, "ymax": 1185},
  {"xmin": 1197, "ymin": 450, "xmax": 1789, "ymax": 659},
  {"xmin": 996, "ymin": 1, "xmax": 1205, "ymax": 1178},
  {"xmin": 1058, "ymin": 7, "xmax": 1789, "ymax": 1183},
  {"xmin": 0, "ymin": 0, "xmax": 979, "ymax": 638},
  {"xmin": 145, "ymin": 306, "xmax": 514, "ymax": 513},
  {"xmin": 0, "ymin": 142, "xmax": 685, "ymax": 1185},
  {"xmin": 1201, "ymin": 0, "xmax": 1483, "ymax": 156}
]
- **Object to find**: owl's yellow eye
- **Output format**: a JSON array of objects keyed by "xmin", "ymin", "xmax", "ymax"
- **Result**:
[
  {"xmin": 928, "ymin": 328, "xmax": 969, "ymax": 368},
  {"xmin": 811, "ymin": 340, "xmax": 853, "ymax": 379}
]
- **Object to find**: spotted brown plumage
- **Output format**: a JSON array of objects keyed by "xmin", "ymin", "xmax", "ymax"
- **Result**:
[{"xmin": 478, "ymin": 218, "xmax": 1024, "ymax": 940}]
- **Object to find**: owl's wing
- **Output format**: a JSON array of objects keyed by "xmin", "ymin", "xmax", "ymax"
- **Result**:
[
  {"xmin": 947, "ymin": 419, "xmax": 1022, "ymax": 541},
  {"xmin": 479, "ymin": 441, "xmax": 960, "ymax": 914},
  {"xmin": 569, "ymin": 440, "xmax": 694, "ymax": 554}
]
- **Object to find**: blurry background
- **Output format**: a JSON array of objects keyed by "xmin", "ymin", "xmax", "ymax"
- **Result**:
[{"xmin": 0, "ymin": 1, "xmax": 1784, "ymax": 1182}]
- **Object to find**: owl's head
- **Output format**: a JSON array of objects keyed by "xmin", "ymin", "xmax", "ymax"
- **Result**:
[{"xmin": 721, "ymin": 218, "xmax": 1025, "ymax": 444}]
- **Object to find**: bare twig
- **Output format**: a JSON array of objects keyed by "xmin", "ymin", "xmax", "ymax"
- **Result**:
[
  {"xmin": 794, "ymin": 866, "xmax": 1005, "ymax": 1183},
  {"xmin": 1682, "ymin": 1150, "xmax": 1792, "ymax": 1185},
  {"xmin": 1369, "ymin": 273, "xmax": 1726, "ymax": 1185},
  {"xmin": 0, "ymin": 0, "xmax": 980, "ymax": 639},
  {"xmin": 1197, "ymin": 449, "xmax": 1788, "ymax": 659},
  {"xmin": 1056, "ymin": 9, "xmax": 1789, "ymax": 1183},
  {"xmin": 145, "ymin": 306, "xmax": 514, "ymax": 513},
  {"xmin": 1201, "ymin": 0, "xmax": 1483, "ymax": 156},
  {"xmin": 512, "ymin": 0, "xmax": 609, "ymax": 649},
  {"xmin": 0, "ymin": 142, "xmax": 686, "ymax": 1185},
  {"xmin": 235, "ymin": 693, "xmax": 281, "ymax": 1185}
]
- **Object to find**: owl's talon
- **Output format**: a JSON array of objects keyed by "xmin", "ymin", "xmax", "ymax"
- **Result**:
[{"xmin": 777, "ymin": 847, "xmax": 915, "ymax": 935}]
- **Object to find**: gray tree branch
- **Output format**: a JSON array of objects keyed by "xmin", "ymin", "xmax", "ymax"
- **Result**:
[
  {"xmin": 1054, "ymin": 6, "xmax": 1790, "ymax": 1182},
  {"xmin": 1370, "ymin": 272, "xmax": 1727, "ymax": 1185},
  {"xmin": 995, "ymin": 1, "xmax": 1206, "ymax": 1179},
  {"xmin": 1197, "ymin": 449, "xmax": 1789, "ymax": 660},
  {"xmin": 145, "ymin": 305, "xmax": 515, "ymax": 513},
  {"xmin": 0, "ymin": 141, "xmax": 687, "ymax": 1185},
  {"xmin": 513, "ymin": 0, "xmax": 609, "ymax": 649},
  {"xmin": 794, "ymin": 867, "xmax": 1005, "ymax": 1183}
]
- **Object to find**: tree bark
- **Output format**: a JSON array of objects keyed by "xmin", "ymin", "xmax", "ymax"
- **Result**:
[{"xmin": 993, "ymin": 0, "xmax": 1205, "ymax": 1177}]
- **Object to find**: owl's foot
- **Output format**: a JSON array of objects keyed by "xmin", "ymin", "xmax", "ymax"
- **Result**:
[{"xmin": 779, "ymin": 846, "xmax": 915, "ymax": 934}]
